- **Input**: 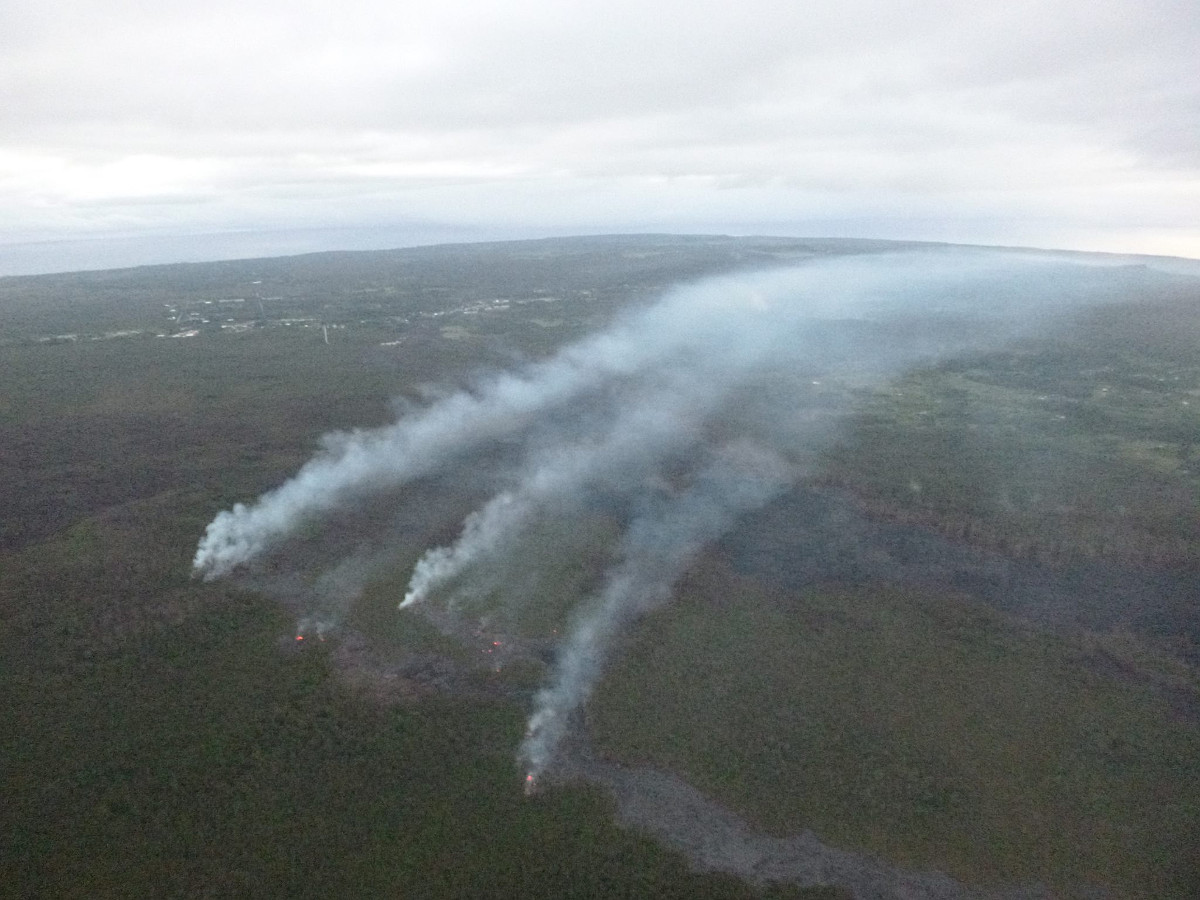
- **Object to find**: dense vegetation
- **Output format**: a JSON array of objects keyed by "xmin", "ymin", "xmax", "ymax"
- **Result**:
[
  {"xmin": 1, "ymin": 236, "xmax": 1196, "ymax": 898},
  {"xmin": 822, "ymin": 290, "xmax": 1200, "ymax": 570},
  {"xmin": 592, "ymin": 557, "xmax": 1199, "ymax": 897},
  {"xmin": 0, "ymin": 236, "xmax": 847, "ymax": 899},
  {"xmin": 587, "ymin": 277, "xmax": 1200, "ymax": 898}
]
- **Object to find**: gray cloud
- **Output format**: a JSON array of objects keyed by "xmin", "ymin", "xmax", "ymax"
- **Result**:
[{"xmin": 1, "ymin": 0, "xmax": 1198, "ymax": 263}]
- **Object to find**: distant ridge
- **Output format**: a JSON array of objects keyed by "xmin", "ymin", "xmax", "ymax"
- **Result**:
[{"xmin": 7, "ymin": 230, "xmax": 1200, "ymax": 282}]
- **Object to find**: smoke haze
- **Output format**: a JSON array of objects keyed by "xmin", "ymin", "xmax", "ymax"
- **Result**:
[{"xmin": 193, "ymin": 247, "xmax": 1186, "ymax": 774}]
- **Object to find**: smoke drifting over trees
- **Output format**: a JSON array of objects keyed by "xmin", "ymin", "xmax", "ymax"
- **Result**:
[{"xmin": 193, "ymin": 247, "xmax": 1194, "ymax": 773}]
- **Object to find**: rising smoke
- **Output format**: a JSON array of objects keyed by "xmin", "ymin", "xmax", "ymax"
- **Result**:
[
  {"xmin": 519, "ymin": 441, "xmax": 790, "ymax": 776},
  {"xmin": 193, "ymin": 248, "xmax": 1175, "ymax": 778}
]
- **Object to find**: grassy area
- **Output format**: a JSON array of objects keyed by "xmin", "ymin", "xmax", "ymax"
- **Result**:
[{"xmin": 590, "ymin": 557, "xmax": 1200, "ymax": 898}]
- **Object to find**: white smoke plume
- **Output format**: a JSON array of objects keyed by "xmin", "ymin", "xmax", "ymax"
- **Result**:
[
  {"xmin": 519, "ymin": 442, "xmax": 791, "ymax": 777},
  {"xmin": 193, "ymin": 250, "xmax": 1058, "ymax": 579},
  {"xmin": 196, "ymin": 249, "xmax": 1006, "ymax": 580},
  {"xmin": 193, "ymin": 321, "xmax": 678, "ymax": 579},
  {"xmin": 192, "ymin": 247, "xmax": 1193, "ymax": 775},
  {"xmin": 400, "ymin": 368, "xmax": 724, "ymax": 609},
  {"xmin": 401, "ymin": 491, "xmax": 528, "ymax": 608}
]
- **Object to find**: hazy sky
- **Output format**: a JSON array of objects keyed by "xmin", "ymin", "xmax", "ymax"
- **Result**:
[{"xmin": 3, "ymin": 0, "xmax": 1198, "ymax": 271}]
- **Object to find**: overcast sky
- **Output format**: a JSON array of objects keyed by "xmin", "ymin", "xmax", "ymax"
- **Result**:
[{"xmin": 2, "ymin": 0, "xmax": 1198, "ymax": 272}]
